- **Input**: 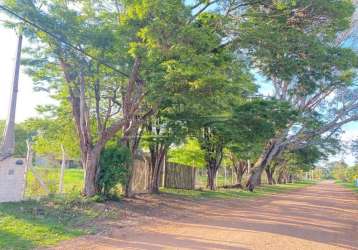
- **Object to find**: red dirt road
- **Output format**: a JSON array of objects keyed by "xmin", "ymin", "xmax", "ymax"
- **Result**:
[{"xmin": 52, "ymin": 181, "xmax": 358, "ymax": 250}]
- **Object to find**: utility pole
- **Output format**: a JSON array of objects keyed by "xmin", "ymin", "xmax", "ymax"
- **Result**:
[{"xmin": 0, "ymin": 30, "xmax": 22, "ymax": 160}]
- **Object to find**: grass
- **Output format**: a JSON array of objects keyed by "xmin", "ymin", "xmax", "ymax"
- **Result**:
[
  {"xmin": 0, "ymin": 194, "xmax": 112, "ymax": 250},
  {"xmin": 336, "ymin": 180, "xmax": 358, "ymax": 194},
  {"xmin": 161, "ymin": 180, "xmax": 317, "ymax": 200},
  {"xmin": 26, "ymin": 167, "xmax": 84, "ymax": 197},
  {"xmin": 196, "ymin": 175, "xmax": 236, "ymax": 187}
]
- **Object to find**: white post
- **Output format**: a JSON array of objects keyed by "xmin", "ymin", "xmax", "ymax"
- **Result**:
[
  {"xmin": 224, "ymin": 167, "xmax": 227, "ymax": 186},
  {"xmin": 59, "ymin": 144, "xmax": 66, "ymax": 193},
  {"xmin": 23, "ymin": 140, "xmax": 32, "ymax": 199},
  {"xmin": 0, "ymin": 32, "xmax": 22, "ymax": 159}
]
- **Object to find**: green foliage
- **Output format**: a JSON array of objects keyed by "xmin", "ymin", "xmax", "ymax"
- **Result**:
[
  {"xmin": 98, "ymin": 143, "xmax": 131, "ymax": 196},
  {"xmin": 0, "ymin": 120, "xmax": 35, "ymax": 157},
  {"xmin": 228, "ymin": 99, "xmax": 298, "ymax": 160},
  {"xmin": 168, "ymin": 138, "xmax": 206, "ymax": 167},
  {"xmin": 284, "ymin": 146, "xmax": 326, "ymax": 173},
  {"xmin": 332, "ymin": 163, "xmax": 358, "ymax": 183},
  {"xmin": 23, "ymin": 117, "xmax": 80, "ymax": 159},
  {"xmin": 330, "ymin": 161, "xmax": 350, "ymax": 182},
  {"xmin": 1, "ymin": 0, "xmax": 357, "ymax": 195},
  {"xmin": 346, "ymin": 165, "xmax": 358, "ymax": 183}
]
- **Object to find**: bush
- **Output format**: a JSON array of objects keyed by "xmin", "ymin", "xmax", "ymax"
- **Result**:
[
  {"xmin": 97, "ymin": 143, "xmax": 131, "ymax": 197},
  {"xmin": 346, "ymin": 165, "xmax": 358, "ymax": 183}
]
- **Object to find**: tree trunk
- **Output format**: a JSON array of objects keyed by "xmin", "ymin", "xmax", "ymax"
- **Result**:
[
  {"xmin": 246, "ymin": 139, "xmax": 283, "ymax": 191},
  {"xmin": 83, "ymin": 149, "xmax": 101, "ymax": 197},
  {"xmin": 148, "ymin": 147, "xmax": 166, "ymax": 193},
  {"xmin": 236, "ymin": 171, "xmax": 243, "ymax": 186},
  {"xmin": 265, "ymin": 164, "xmax": 277, "ymax": 185},
  {"xmin": 277, "ymin": 169, "xmax": 285, "ymax": 184},
  {"xmin": 265, "ymin": 168, "xmax": 274, "ymax": 185},
  {"xmin": 207, "ymin": 165, "xmax": 218, "ymax": 190},
  {"xmin": 232, "ymin": 160, "xmax": 248, "ymax": 188},
  {"xmin": 288, "ymin": 174, "xmax": 293, "ymax": 183}
]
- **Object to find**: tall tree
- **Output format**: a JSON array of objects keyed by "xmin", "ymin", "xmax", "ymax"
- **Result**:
[{"xmin": 226, "ymin": 0, "xmax": 358, "ymax": 190}]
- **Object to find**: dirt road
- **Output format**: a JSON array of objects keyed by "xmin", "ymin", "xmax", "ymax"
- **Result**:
[{"xmin": 52, "ymin": 181, "xmax": 358, "ymax": 250}]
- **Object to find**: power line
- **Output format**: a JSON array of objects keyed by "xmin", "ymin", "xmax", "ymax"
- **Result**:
[{"xmin": 0, "ymin": 4, "xmax": 129, "ymax": 77}]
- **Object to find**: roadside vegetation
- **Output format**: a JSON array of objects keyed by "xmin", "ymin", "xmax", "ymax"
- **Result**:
[
  {"xmin": 329, "ymin": 162, "xmax": 358, "ymax": 193},
  {"xmin": 336, "ymin": 180, "xmax": 358, "ymax": 193},
  {"xmin": 162, "ymin": 181, "xmax": 316, "ymax": 200},
  {"xmin": 26, "ymin": 168, "xmax": 84, "ymax": 197},
  {"xmin": 0, "ymin": 0, "xmax": 357, "ymax": 249},
  {"xmin": 0, "ymin": 194, "xmax": 114, "ymax": 250}
]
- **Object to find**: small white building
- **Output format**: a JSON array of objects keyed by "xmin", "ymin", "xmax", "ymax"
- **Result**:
[{"xmin": 0, "ymin": 157, "xmax": 26, "ymax": 202}]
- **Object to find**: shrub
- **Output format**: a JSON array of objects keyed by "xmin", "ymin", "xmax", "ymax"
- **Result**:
[
  {"xmin": 346, "ymin": 165, "xmax": 358, "ymax": 183},
  {"xmin": 97, "ymin": 143, "xmax": 131, "ymax": 197}
]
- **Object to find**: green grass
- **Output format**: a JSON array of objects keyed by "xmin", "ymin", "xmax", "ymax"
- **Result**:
[
  {"xmin": 161, "ymin": 180, "xmax": 316, "ymax": 200},
  {"xmin": 0, "ymin": 194, "xmax": 109, "ymax": 250},
  {"xmin": 196, "ymin": 175, "xmax": 237, "ymax": 188},
  {"xmin": 336, "ymin": 180, "xmax": 358, "ymax": 194},
  {"xmin": 26, "ymin": 167, "xmax": 84, "ymax": 197}
]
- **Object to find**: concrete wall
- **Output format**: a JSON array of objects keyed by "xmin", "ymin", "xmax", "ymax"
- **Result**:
[{"xmin": 0, "ymin": 157, "xmax": 26, "ymax": 202}]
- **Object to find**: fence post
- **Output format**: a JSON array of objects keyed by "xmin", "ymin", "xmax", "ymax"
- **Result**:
[
  {"xmin": 224, "ymin": 167, "xmax": 227, "ymax": 186},
  {"xmin": 25, "ymin": 142, "xmax": 50, "ymax": 194},
  {"xmin": 59, "ymin": 144, "xmax": 66, "ymax": 193},
  {"xmin": 22, "ymin": 140, "xmax": 32, "ymax": 199}
]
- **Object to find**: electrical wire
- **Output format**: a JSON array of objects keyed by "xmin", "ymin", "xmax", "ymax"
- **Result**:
[{"xmin": 0, "ymin": 4, "xmax": 129, "ymax": 77}]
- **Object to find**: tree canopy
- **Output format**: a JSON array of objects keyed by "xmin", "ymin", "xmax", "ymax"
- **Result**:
[{"xmin": 1, "ymin": 0, "xmax": 357, "ymax": 195}]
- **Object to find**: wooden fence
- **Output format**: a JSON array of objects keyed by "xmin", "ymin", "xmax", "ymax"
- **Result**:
[
  {"xmin": 129, "ymin": 158, "xmax": 151, "ymax": 194},
  {"xmin": 129, "ymin": 158, "xmax": 197, "ymax": 193},
  {"xmin": 164, "ymin": 162, "xmax": 196, "ymax": 190}
]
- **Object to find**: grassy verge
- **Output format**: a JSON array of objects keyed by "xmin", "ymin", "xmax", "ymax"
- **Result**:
[
  {"xmin": 161, "ymin": 180, "xmax": 316, "ymax": 200},
  {"xmin": 26, "ymin": 167, "xmax": 84, "ymax": 197},
  {"xmin": 336, "ymin": 180, "xmax": 358, "ymax": 194},
  {"xmin": 0, "ymin": 194, "xmax": 114, "ymax": 250}
]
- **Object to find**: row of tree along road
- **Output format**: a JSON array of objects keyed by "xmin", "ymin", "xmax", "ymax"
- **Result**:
[{"xmin": 1, "ymin": 0, "xmax": 358, "ymax": 198}]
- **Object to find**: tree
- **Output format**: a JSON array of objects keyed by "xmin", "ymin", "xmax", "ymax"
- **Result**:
[
  {"xmin": 228, "ymin": 152, "xmax": 249, "ymax": 188},
  {"xmin": 227, "ymin": 0, "xmax": 358, "ymax": 190},
  {"xmin": 3, "ymin": 0, "xmax": 245, "ymax": 196},
  {"xmin": 351, "ymin": 139, "xmax": 358, "ymax": 162},
  {"xmin": 330, "ymin": 160, "xmax": 349, "ymax": 182},
  {"xmin": 141, "ymin": 113, "xmax": 188, "ymax": 193},
  {"xmin": 3, "ymin": 0, "xmax": 150, "ymax": 196}
]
